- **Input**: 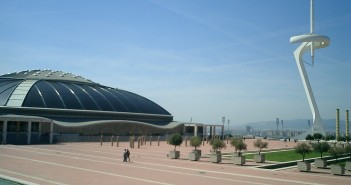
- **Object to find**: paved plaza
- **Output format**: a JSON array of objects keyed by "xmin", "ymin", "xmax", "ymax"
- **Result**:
[{"xmin": 0, "ymin": 140, "xmax": 350, "ymax": 185}]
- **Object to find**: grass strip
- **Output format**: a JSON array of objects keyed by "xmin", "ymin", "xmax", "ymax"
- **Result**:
[{"xmin": 244, "ymin": 150, "xmax": 330, "ymax": 162}]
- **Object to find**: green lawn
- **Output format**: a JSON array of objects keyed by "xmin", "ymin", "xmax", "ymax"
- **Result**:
[{"xmin": 244, "ymin": 150, "xmax": 329, "ymax": 162}]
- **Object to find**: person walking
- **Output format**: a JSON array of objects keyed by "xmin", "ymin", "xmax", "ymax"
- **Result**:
[
  {"xmin": 123, "ymin": 149, "xmax": 127, "ymax": 162},
  {"xmin": 126, "ymin": 149, "xmax": 130, "ymax": 162}
]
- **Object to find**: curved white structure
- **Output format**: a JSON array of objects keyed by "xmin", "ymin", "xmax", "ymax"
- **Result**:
[{"xmin": 290, "ymin": 0, "xmax": 330, "ymax": 139}]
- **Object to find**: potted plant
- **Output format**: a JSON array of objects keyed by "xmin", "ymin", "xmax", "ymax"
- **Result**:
[
  {"xmin": 189, "ymin": 136, "xmax": 202, "ymax": 161},
  {"xmin": 312, "ymin": 142, "xmax": 330, "ymax": 168},
  {"xmin": 329, "ymin": 147, "xmax": 345, "ymax": 175},
  {"xmin": 230, "ymin": 137, "xmax": 247, "ymax": 165},
  {"xmin": 253, "ymin": 138, "xmax": 268, "ymax": 163},
  {"xmin": 168, "ymin": 133, "xmax": 183, "ymax": 159},
  {"xmin": 345, "ymin": 144, "xmax": 351, "ymax": 171},
  {"xmin": 209, "ymin": 138, "xmax": 226, "ymax": 163},
  {"xmin": 295, "ymin": 143, "xmax": 312, "ymax": 172}
]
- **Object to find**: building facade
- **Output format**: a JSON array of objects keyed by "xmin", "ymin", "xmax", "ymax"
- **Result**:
[{"xmin": 0, "ymin": 70, "xmax": 183, "ymax": 144}]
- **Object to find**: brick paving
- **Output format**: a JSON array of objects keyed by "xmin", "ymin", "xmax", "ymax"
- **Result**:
[{"xmin": 0, "ymin": 139, "xmax": 350, "ymax": 185}]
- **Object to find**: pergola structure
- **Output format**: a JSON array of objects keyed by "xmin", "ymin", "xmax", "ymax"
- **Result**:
[{"xmin": 183, "ymin": 123, "xmax": 224, "ymax": 138}]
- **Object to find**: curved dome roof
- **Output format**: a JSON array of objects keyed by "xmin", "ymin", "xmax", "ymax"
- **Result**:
[{"xmin": 0, "ymin": 70, "xmax": 171, "ymax": 116}]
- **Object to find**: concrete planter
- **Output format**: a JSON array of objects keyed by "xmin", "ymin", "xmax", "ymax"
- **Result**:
[
  {"xmin": 231, "ymin": 152, "xmax": 241, "ymax": 157},
  {"xmin": 331, "ymin": 164, "xmax": 345, "ymax": 175},
  {"xmin": 233, "ymin": 155, "xmax": 246, "ymax": 165},
  {"xmin": 314, "ymin": 158, "xmax": 327, "ymax": 168},
  {"xmin": 297, "ymin": 161, "xmax": 311, "ymax": 172},
  {"xmin": 189, "ymin": 150, "xmax": 201, "ymax": 161},
  {"xmin": 210, "ymin": 151, "xmax": 221, "ymax": 163},
  {"xmin": 169, "ymin": 151, "xmax": 180, "ymax": 159},
  {"xmin": 192, "ymin": 149, "xmax": 201, "ymax": 156},
  {"xmin": 254, "ymin": 154, "xmax": 265, "ymax": 163},
  {"xmin": 345, "ymin": 161, "xmax": 351, "ymax": 171}
]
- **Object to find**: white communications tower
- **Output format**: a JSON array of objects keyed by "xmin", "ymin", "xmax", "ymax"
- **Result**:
[{"xmin": 290, "ymin": 0, "xmax": 330, "ymax": 139}]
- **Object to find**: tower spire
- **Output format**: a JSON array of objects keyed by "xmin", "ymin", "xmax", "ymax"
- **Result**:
[{"xmin": 310, "ymin": 0, "xmax": 315, "ymax": 65}]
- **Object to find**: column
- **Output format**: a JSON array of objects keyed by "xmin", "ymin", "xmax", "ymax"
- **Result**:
[
  {"xmin": 336, "ymin": 109, "xmax": 340, "ymax": 139},
  {"xmin": 213, "ymin": 126, "xmax": 216, "ymax": 137},
  {"xmin": 221, "ymin": 125, "xmax": 224, "ymax": 139},
  {"xmin": 2, "ymin": 121, "xmax": 7, "ymax": 144},
  {"xmin": 346, "ymin": 110, "xmax": 349, "ymax": 138},
  {"xmin": 49, "ymin": 121, "xmax": 53, "ymax": 144},
  {"xmin": 194, "ymin": 125, "xmax": 198, "ymax": 136},
  {"xmin": 27, "ymin": 121, "xmax": 32, "ymax": 145},
  {"xmin": 204, "ymin": 126, "xmax": 207, "ymax": 139}
]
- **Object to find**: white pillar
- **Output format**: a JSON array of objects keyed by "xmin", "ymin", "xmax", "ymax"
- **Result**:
[
  {"xmin": 49, "ymin": 121, "xmax": 53, "ymax": 144},
  {"xmin": 221, "ymin": 125, "xmax": 224, "ymax": 139},
  {"xmin": 194, "ymin": 125, "xmax": 198, "ymax": 136},
  {"xmin": 27, "ymin": 121, "xmax": 32, "ymax": 145},
  {"xmin": 2, "ymin": 121, "xmax": 7, "ymax": 144}
]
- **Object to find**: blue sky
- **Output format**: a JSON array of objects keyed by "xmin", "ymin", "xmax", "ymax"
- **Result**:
[{"xmin": 1, "ymin": 0, "xmax": 350, "ymax": 126}]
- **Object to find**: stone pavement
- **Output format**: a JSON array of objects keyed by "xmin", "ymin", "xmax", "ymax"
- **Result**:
[{"xmin": 0, "ymin": 139, "xmax": 350, "ymax": 185}]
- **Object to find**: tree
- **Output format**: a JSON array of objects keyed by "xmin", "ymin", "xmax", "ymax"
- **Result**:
[
  {"xmin": 312, "ymin": 142, "xmax": 330, "ymax": 159},
  {"xmin": 329, "ymin": 147, "xmax": 345, "ymax": 164},
  {"xmin": 337, "ymin": 136, "xmax": 345, "ymax": 142},
  {"xmin": 230, "ymin": 137, "xmax": 241, "ymax": 153},
  {"xmin": 253, "ymin": 139, "xmax": 269, "ymax": 155},
  {"xmin": 345, "ymin": 136, "xmax": 350, "ymax": 144},
  {"xmin": 230, "ymin": 137, "xmax": 247, "ymax": 155},
  {"xmin": 190, "ymin": 136, "xmax": 202, "ymax": 151},
  {"xmin": 305, "ymin": 134, "xmax": 314, "ymax": 143},
  {"xmin": 325, "ymin": 135, "xmax": 335, "ymax": 141},
  {"xmin": 313, "ymin": 133, "xmax": 323, "ymax": 143},
  {"xmin": 295, "ymin": 143, "xmax": 312, "ymax": 161},
  {"xmin": 345, "ymin": 144, "xmax": 351, "ymax": 161},
  {"xmin": 168, "ymin": 133, "xmax": 183, "ymax": 151},
  {"xmin": 210, "ymin": 138, "xmax": 226, "ymax": 152}
]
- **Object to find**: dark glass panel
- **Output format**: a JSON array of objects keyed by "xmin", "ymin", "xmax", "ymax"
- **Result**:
[
  {"xmin": 106, "ymin": 88, "xmax": 139, "ymax": 113},
  {"xmin": 65, "ymin": 83, "xmax": 99, "ymax": 110},
  {"xmin": 94, "ymin": 87, "xmax": 128, "ymax": 112},
  {"xmin": 22, "ymin": 85, "xmax": 46, "ymax": 108},
  {"xmin": 7, "ymin": 121, "xmax": 17, "ymax": 132},
  {"xmin": 31, "ymin": 122, "xmax": 39, "ymax": 132},
  {"xmin": 51, "ymin": 82, "xmax": 82, "ymax": 109},
  {"xmin": 33, "ymin": 81, "xmax": 64, "ymax": 108},
  {"xmin": 19, "ymin": 122, "xmax": 27, "ymax": 132},
  {"xmin": 82, "ymin": 85, "xmax": 114, "ymax": 111}
]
